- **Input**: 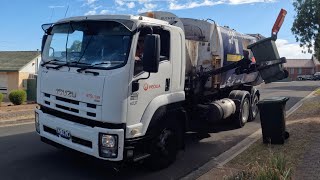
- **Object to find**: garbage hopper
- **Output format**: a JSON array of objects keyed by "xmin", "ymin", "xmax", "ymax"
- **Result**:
[
  {"xmin": 247, "ymin": 37, "xmax": 288, "ymax": 83},
  {"xmin": 257, "ymin": 97, "xmax": 289, "ymax": 144}
]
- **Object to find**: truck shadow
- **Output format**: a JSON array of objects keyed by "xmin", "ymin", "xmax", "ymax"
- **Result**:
[
  {"xmin": 0, "ymin": 121, "xmax": 256, "ymax": 180},
  {"xmin": 188, "ymin": 117, "xmax": 245, "ymax": 134}
]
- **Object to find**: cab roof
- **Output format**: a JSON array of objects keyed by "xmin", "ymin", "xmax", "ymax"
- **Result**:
[{"xmin": 56, "ymin": 15, "xmax": 169, "ymax": 26}]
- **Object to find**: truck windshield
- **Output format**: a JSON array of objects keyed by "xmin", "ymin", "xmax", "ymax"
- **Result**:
[{"xmin": 42, "ymin": 20, "xmax": 132, "ymax": 69}]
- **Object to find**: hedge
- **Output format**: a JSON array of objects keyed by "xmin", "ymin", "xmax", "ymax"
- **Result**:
[{"xmin": 9, "ymin": 90, "xmax": 27, "ymax": 105}]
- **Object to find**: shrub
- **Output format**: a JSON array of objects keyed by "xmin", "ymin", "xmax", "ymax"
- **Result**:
[
  {"xmin": 9, "ymin": 90, "xmax": 27, "ymax": 105},
  {"xmin": 0, "ymin": 93, "xmax": 3, "ymax": 105}
]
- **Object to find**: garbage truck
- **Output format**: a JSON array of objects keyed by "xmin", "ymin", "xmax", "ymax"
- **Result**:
[{"xmin": 35, "ymin": 9, "xmax": 288, "ymax": 169}]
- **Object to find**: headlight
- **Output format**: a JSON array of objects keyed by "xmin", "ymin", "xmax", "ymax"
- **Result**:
[
  {"xmin": 99, "ymin": 133, "xmax": 118, "ymax": 158},
  {"xmin": 101, "ymin": 135, "xmax": 116, "ymax": 148},
  {"xmin": 35, "ymin": 112, "xmax": 40, "ymax": 133}
]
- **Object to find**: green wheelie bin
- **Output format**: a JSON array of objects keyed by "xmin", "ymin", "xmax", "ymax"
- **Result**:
[{"xmin": 257, "ymin": 97, "xmax": 289, "ymax": 144}]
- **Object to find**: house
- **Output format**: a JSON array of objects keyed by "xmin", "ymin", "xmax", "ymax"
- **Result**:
[
  {"xmin": 312, "ymin": 55, "xmax": 320, "ymax": 72},
  {"xmin": 283, "ymin": 58, "xmax": 316, "ymax": 81},
  {"xmin": 0, "ymin": 51, "xmax": 40, "ymax": 95}
]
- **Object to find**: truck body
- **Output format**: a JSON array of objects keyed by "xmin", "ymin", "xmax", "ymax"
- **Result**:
[{"xmin": 35, "ymin": 10, "xmax": 287, "ymax": 168}]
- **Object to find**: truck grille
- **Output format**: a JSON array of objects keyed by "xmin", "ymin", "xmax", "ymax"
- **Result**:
[
  {"xmin": 56, "ymin": 96, "xmax": 79, "ymax": 105},
  {"xmin": 42, "ymin": 93, "xmax": 100, "ymax": 120},
  {"xmin": 41, "ymin": 106, "xmax": 125, "ymax": 129}
]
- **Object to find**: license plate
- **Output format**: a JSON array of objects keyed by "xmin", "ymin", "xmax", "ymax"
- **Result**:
[{"xmin": 56, "ymin": 128, "xmax": 71, "ymax": 139}]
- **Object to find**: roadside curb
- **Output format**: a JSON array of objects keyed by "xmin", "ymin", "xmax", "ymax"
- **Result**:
[
  {"xmin": 182, "ymin": 88, "xmax": 319, "ymax": 180},
  {"xmin": 0, "ymin": 118, "xmax": 34, "ymax": 127}
]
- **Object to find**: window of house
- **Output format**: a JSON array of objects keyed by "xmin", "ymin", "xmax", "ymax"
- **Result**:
[
  {"xmin": 298, "ymin": 68, "xmax": 302, "ymax": 74},
  {"xmin": 290, "ymin": 68, "xmax": 294, "ymax": 74}
]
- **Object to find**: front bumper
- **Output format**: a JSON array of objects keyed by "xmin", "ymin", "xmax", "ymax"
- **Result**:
[{"xmin": 36, "ymin": 109, "xmax": 125, "ymax": 161}]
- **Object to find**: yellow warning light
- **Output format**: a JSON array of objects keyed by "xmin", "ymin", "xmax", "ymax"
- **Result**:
[{"xmin": 146, "ymin": 12, "xmax": 155, "ymax": 18}]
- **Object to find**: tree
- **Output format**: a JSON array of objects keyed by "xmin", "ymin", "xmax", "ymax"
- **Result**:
[
  {"xmin": 68, "ymin": 40, "xmax": 82, "ymax": 52},
  {"xmin": 291, "ymin": 0, "xmax": 320, "ymax": 60}
]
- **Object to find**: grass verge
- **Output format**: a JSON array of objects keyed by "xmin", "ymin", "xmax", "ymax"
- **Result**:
[
  {"xmin": 227, "ymin": 153, "xmax": 291, "ymax": 180},
  {"xmin": 314, "ymin": 88, "xmax": 320, "ymax": 96},
  {"xmin": 224, "ymin": 95, "xmax": 320, "ymax": 180}
]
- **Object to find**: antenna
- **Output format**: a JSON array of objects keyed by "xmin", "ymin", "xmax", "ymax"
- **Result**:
[
  {"xmin": 49, "ymin": 8, "xmax": 54, "ymax": 21},
  {"xmin": 64, "ymin": 5, "xmax": 69, "ymax": 18}
]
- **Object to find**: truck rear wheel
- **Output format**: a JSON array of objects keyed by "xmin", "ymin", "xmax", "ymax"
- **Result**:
[
  {"xmin": 229, "ymin": 90, "xmax": 251, "ymax": 128},
  {"xmin": 249, "ymin": 89, "xmax": 260, "ymax": 121}
]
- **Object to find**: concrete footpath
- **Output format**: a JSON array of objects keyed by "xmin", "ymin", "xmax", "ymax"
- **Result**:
[
  {"xmin": 294, "ymin": 129, "xmax": 320, "ymax": 180},
  {"xmin": 0, "ymin": 103, "xmax": 36, "ymax": 127}
]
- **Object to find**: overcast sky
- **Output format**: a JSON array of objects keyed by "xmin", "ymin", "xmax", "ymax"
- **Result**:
[{"xmin": 0, "ymin": 0, "xmax": 313, "ymax": 59}]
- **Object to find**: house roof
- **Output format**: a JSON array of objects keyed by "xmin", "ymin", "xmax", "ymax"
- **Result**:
[
  {"xmin": 283, "ymin": 59, "xmax": 315, "ymax": 68},
  {"xmin": 0, "ymin": 51, "xmax": 40, "ymax": 72}
]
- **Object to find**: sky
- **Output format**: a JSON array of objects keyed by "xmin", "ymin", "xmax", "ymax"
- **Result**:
[{"xmin": 0, "ymin": 0, "xmax": 313, "ymax": 59}]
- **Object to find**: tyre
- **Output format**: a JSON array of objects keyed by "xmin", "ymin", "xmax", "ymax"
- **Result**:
[
  {"xmin": 145, "ymin": 112, "xmax": 184, "ymax": 170},
  {"xmin": 249, "ymin": 89, "xmax": 259, "ymax": 121},
  {"xmin": 229, "ymin": 90, "xmax": 251, "ymax": 128},
  {"xmin": 146, "ymin": 127, "xmax": 178, "ymax": 170}
]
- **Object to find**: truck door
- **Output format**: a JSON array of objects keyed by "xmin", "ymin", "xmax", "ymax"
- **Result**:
[{"xmin": 127, "ymin": 28, "xmax": 172, "ymax": 127}]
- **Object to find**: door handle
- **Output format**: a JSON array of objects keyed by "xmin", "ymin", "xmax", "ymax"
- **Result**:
[{"xmin": 165, "ymin": 78, "xmax": 170, "ymax": 91}]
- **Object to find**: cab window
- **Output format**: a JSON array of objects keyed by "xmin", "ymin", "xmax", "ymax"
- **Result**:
[{"xmin": 134, "ymin": 28, "xmax": 170, "ymax": 76}]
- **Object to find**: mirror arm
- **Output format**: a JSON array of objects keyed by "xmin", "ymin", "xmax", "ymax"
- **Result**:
[
  {"xmin": 132, "ymin": 72, "xmax": 151, "ymax": 92},
  {"xmin": 135, "ymin": 72, "xmax": 150, "ymax": 82}
]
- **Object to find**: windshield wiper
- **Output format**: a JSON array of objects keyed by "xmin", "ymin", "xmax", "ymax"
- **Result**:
[
  {"xmin": 76, "ymin": 61, "xmax": 122, "ymax": 73},
  {"xmin": 41, "ymin": 59, "xmax": 62, "ymax": 67},
  {"xmin": 69, "ymin": 61, "xmax": 91, "ymax": 65},
  {"xmin": 48, "ymin": 60, "xmax": 90, "ymax": 70},
  {"xmin": 46, "ymin": 62, "xmax": 69, "ymax": 70},
  {"xmin": 46, "ymin": 61, "xmax": 91, "ymax": 70}
]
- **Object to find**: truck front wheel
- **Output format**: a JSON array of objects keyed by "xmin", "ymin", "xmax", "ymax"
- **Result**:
[{"xmin": 146, "ymin": 126, "xmax": 178, "ymax": 170}]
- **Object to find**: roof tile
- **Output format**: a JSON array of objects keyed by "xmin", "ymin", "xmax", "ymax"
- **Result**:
[{"xmin": 0, "ymin": 51, "xmax": 40, "ymax": 71}]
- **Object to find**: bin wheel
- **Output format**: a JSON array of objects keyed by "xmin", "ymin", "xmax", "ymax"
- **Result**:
[
  {"xmin": 284, "ymin": 131, "xmax": 290, "ymax": 139},
  {"xmin": 229, "ymin": 90, "xmax": 251, "ymax": 128},
  {"xmin": 249, "ymin": 90, "xmax": 260, "ymax": 121}
]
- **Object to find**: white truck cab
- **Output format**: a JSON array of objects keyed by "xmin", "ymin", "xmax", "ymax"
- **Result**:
[
  {"xmin": 36, "ymin": 14, "xmax": 185, "ymax": 165},
  {"xmin": 36, "ymin": 11, "xmax": 288, "ymax": 169}
]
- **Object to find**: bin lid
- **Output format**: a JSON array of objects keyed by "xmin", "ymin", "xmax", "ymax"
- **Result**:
[
  {"xmin": 257, "ymin": 96, "xmax": 289, "ymax": 105},
  {"xmin": 247, "ymin": 37, "xmax": 274, "ymax": 49}
]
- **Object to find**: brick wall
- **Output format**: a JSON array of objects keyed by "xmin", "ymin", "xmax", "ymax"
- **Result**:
[
  {"xmin": 316, "ymin": 65, "xmax": 320, "ymax": 72},
  {"xmin": 285, "ymin": 67, "xmax": 315, "ymax": 80}
]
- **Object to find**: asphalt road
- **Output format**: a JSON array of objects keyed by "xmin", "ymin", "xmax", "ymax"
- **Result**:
[{"xmin": 0, "ymin": 81, "xmax": 318, "ymax": 180}]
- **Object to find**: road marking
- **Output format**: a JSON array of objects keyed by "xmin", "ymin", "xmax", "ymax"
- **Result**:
[{"xmin": 182, "ymin": 88, "xmax": 319, "ymax": 180}]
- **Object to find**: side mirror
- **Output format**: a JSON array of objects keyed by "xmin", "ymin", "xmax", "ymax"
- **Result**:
[
  {"xmin": 142, "ymin": 34, "xmax": 160, "ymax": 73},
  {"xmin": 42, "ymin": 23, "xmax": 53, "ymax": 33}
]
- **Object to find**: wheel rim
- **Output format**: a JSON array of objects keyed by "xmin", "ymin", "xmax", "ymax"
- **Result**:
[
  {"xmin": 252, "ymin": 95, "xmax": 259, "ymax": 118},
  {"xmin": 157, "ymin": 129, "xmax": 176, "ymax": 157},
  {"xmin": 242, "ymin": 98, "xmax": 250, "ymax": 123}
]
